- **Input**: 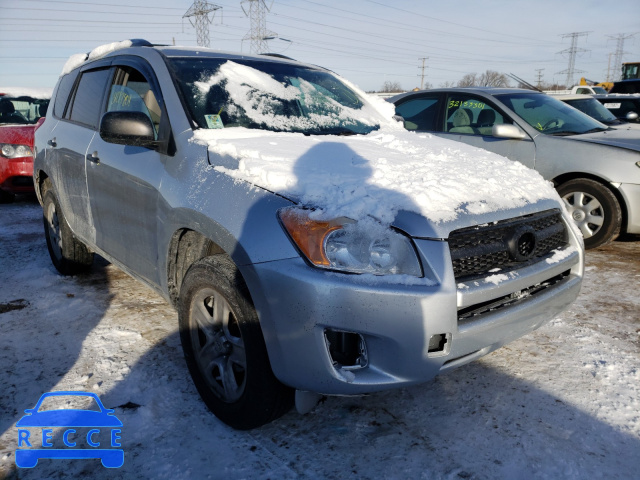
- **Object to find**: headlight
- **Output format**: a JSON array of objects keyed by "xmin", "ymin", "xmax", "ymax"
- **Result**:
[
  {"xmin": 279, "ymin": 207, "xmax": 422, "ymax": 277},
  {"xmin": 1, "ymin": 144, "xmax": 33, "ymax": 158}
]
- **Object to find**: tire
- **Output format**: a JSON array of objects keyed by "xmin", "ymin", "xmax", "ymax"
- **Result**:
[
  {"xmin": 178, "ymin": 256, "xmax": 293, "ymax": 430},
  {"xmin": 556, "ymin": 178, "xmax": 622, "ymax": 249},
  {"xmin": 42, "ymin": 180, "xmax": 94, "ymax": 275}
]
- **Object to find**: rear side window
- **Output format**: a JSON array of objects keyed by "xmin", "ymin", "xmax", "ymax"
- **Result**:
[
  {"xmin": 395, "ymin": 97, "xmax": 439, "ymax": 131},
  {"xmin": 68, "ymin": 68, "xmax": 111, "ymax": 128},
  {"xmin": 53, "ymin": 71, "xmax": 78, "ymax": 119}
]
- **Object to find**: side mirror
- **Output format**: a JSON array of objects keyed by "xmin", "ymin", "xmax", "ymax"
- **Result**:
[
  {"xmin": 392, "ymin": 115, "xmax": 405, "ymax": 123},
  {"xmin": 100, "ymin": 111, "xmax": 157, "ymax": 148},
  {"xmin": 626, "ymin": 111, "xmax": 639, "ymax": 121},
  {"xmin": 492, "ymin": 124, "xmax": 527, "ymax": 140}
]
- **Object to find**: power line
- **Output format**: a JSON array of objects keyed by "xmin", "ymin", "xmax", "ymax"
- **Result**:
[{"xmin": 360, "ymin": 0, "xmax": 558, "ymax": 45}]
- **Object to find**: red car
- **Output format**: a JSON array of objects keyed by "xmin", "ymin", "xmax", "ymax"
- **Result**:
[{"xmin": 0, "ymin": 91, "xmax": 50, "ymax": 202}]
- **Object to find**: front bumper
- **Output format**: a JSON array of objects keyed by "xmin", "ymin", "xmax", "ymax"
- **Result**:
[
  {"xmin": 618, "ymin": 183, "xmax": 640, "ymax": 234},
  {"xmin": 242, "ymin": 238, "xmax": 583, "ymax": 395},
  {"xmin": 0, "ymin": 155, "xmax": 34, "ymax": 194}
]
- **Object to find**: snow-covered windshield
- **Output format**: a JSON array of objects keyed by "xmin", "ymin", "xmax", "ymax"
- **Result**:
[
  {"xmin": 496, "ymin": 93, "xmax": 607, "ymax": 136},
  {"xmin": 168, "ymin": 58, "xmax": 381, "ymax": 135}
]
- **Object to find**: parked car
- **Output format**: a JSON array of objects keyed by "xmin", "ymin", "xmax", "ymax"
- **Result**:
[
  {"xmin": 0, "ymin": 90, "xmax": 50, "ymax": 202},
  {"xmin": 555, "ymin": 94, "xmax": 640, "ymax": 130},
  {"xmin": 391, "ymin": 88, "xmax": 640, "ymax": 249},
  {"xmin": 592, "ymin": 94, "xmax": 640, "ymax": 124},
  {"xmin": 609, "ymin": 79, "xmax": 640, "ymax": 94},
  {"xmin": 35, "ymin": 40, "xmax": 583, "ymax": 429}
]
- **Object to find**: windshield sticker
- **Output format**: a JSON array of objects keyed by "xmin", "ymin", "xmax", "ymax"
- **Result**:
[
  {"xmin": 603, "ymin": 103, "xmax": 621, "ymax": 109},
  {"xmin": 205, "ymin": 108, "xmax": 225, "ymax": 129}
]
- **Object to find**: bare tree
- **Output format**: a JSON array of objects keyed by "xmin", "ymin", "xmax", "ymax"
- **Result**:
[
  {"xmin": 477, "ymin": 70, "xmax": 511, "ymax": 87},
  {"xmin": 457, "ymin": 73, "xmax": 477, "ymax": 87},
  {"xmin": 380, "ymin": 81, "xmax": 404, "ymax": 93},
  {"xmin": 457, "ymin": 71, "xmax": 511, "ymax": 88},
  {"xmin": 439, "ymin": 80, "xmax": 456, "ymax": 88}
]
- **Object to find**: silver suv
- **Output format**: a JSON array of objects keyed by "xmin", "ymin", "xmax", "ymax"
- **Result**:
[{"xmin": 34, "ymin": 40, "xmax": 583, "ymax": 429}]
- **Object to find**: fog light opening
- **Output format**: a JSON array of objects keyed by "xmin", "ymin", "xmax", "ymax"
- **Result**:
[
  {"xmin": 428, "ymin": 333, "xmax": 451, "ymax": 356},
  {"xmin": 324, "ymin": 329, "xmax": 367, "ymax": 370}
]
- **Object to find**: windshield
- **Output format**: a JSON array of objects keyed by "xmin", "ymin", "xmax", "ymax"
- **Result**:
[
  {"xmin": 167, "ymin": 57, "xmax": 381, "ymax": 135},
  {"xmin": 562, "ymin": 97, "xmax": 620, "ymax": 124},
  {"xmin": 0, "ymin": 96, "xmax": 49, "ymax": 125},
  {"xmin": 496, "ymin": 93, "xmax": 607, "ymax": 135}
]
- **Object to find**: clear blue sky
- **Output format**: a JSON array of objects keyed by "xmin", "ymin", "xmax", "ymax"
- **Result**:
[{"xmin": 1, "ymin": 0, "xmax": 639, "ymax": 92}]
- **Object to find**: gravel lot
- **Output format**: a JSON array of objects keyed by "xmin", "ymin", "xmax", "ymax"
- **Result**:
[{"xmin": 1, "ymin": 196, "xmax": 638, "ymax": 479}]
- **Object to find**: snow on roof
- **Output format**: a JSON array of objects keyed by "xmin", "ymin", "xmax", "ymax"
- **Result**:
[
  {"xmin": 195, "ymin": 128, "xmax": 558, "ymax": 225},
  {"xmin": 0, "ymin": 87, "xmax": 52, "ymax": 99},
  {"xmin": 60, "ymin": 40, "xmax": 133, "ymax": 76}
]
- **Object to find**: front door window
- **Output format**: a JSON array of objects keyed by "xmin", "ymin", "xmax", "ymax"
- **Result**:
[{"xmin": 445, "ymin": 95, "xmax": 507, "ymax": 135}]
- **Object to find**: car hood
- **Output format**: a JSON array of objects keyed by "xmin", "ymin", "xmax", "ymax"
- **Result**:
[
  {"xmin": 568, "ymin": 128, "xmax": 640, "ymax": 151},
  {"xmin": 0, "ymin": 124, "xmax": 35, "ymax": 146},
  {"xmin": 194, "ymin": 128, "xmax": 561, "ymax": 238},
  {"xmin": 610, "ymin": 123, "xmax": 640, "ymax": 131}
]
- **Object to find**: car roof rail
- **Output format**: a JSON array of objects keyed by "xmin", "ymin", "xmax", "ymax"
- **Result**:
[
  {"xmin": 129, "ymin": 39, "xmax": 154, "ymax": 47},
  {"xmin": 260, "ymin": 53, "xmax": 297, "ymax": 61}
]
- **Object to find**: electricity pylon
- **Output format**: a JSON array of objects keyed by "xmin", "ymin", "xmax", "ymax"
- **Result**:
[
  {"xmin": 608, "ymin": 33, "xmax": 635, "ymax": 81},
  {"xmin": 241, "ymin": 0, "xmax": 277, "ymax": 54},
  {"xmin": 183, "ymin": 0, "xmax": 222, "ymax": 48},
  {"xmin": 557, "ymin": 31, "xmax": 590, "ymax": 87}
]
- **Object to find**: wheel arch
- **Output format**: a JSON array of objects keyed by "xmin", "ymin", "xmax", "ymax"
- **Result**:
[
  {"xmin": 34, "ymin": 169, "xmax": 50, "ymax": 205},
  {"xmin": 166, "ymin": 228, "xmax": 228, "ymax": 308}
]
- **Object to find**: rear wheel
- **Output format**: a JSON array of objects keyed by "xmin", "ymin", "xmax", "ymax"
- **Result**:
[
  {"xmin": 42, "ymin": 180, "xmax": 93, "ymax": 275},
  {"xmin": 178, "ymin": 256, "xmax": 293, "ymax": 430},
  {"xmin": 557, "ymin": 178, "xmax": 621, "ymax": 249}
]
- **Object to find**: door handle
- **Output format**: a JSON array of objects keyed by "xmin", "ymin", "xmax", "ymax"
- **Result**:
[
  {"xmin": 47, "ymin": 138, "xmax": 57, "ymax": 147},
  {"xmin": 86, "ymin": 151, "xmax": 100, "ymax": 165}
]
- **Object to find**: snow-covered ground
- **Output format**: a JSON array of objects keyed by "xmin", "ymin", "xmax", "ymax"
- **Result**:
[{"xmin": 1, "ymin": 198, "xmax": 638, "ymax": 480}]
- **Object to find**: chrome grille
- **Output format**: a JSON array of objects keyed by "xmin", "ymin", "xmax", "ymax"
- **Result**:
[{"xmin": 448, "ymin": 209, "xmax": 568, "ymax": 281}]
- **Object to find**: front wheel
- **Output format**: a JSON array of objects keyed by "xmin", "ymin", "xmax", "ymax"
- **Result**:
[
  {"xmin": 178, "ymin": 256, "xmax": 293, "ymax": 430},
  {"xmin": 556, "ymin": 178, "xmax": 622, "ymax": 249}
]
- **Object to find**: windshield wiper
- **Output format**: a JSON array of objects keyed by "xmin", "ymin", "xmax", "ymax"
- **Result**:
[
  {"xmin": 548, "ymin": 131, "xmax": 579, "ymax": 136},
  {"xmin": 550, "ymin": 127, "xmax": 609, "ymax": 136},
  {"xmin": 581, "ymin": 127, "xmax": 609, "ymax": 134}
]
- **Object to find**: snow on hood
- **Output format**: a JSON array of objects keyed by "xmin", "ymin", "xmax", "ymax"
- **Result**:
[
  {"xmin": 193, "ymin": 128, "xmax": 559, "ymax": 226},
  {"xmin": 60, "ymin": 40, "xmax": 133, "ymax": 76},
  {"xmin": 0, "ymin": 87, "xmax": 52, "ymax": 99}
]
